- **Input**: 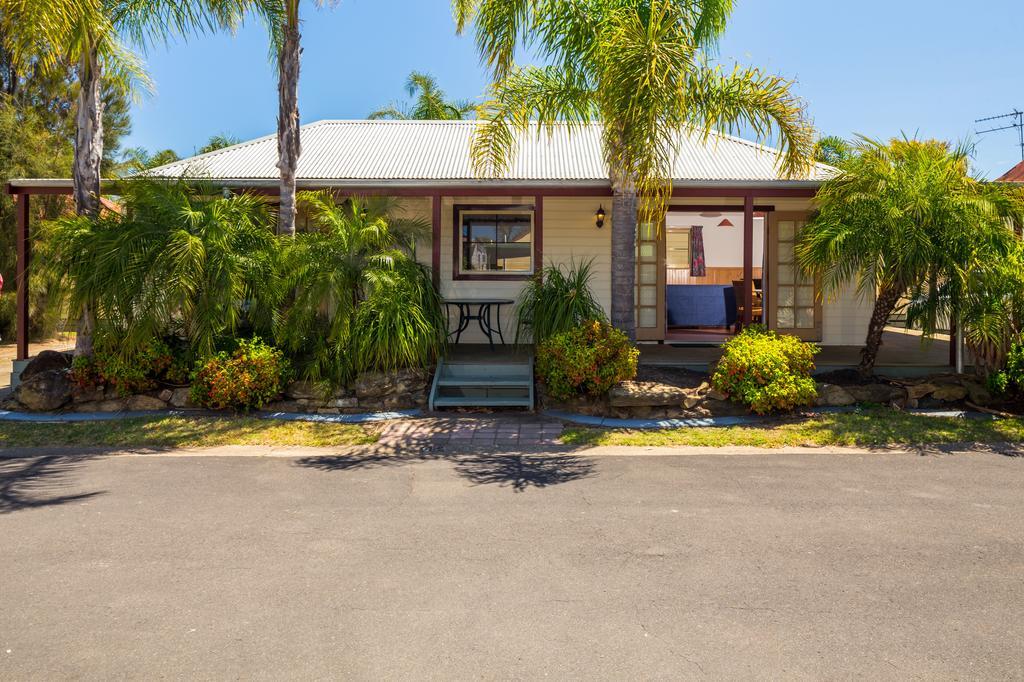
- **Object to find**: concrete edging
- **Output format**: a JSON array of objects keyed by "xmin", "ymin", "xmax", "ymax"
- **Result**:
[{"xmin": 0, "ymin": 408, "xmax": 421, "ymax": 424}]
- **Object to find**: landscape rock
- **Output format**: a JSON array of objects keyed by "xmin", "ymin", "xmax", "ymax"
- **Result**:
[
  {"xmin": 931, "ymin": 384, "xmax": 968, "ymax": 402},
  {"xmin": 846, "ymin": 383, "xmax": 906, "ymax": 405},
  {"xmin": 906, "ymin": 383, "xmax": 938, "ymax": 400},
  {"xmin": 682, "ymin": 393, "xmax": 703, "ymax": 410},
  {"xmin": 962, "ymin": 381, "xmax": 993, "ymax": 407},
  {"xmin": 94, "ymin": 399, "xmax": 127, "ymax": 413},
  {"xmin": 706, "ymin": 387, "xmax": 729, "ymax": 402},
  {"xmin": 169, "ymin": 387, "xmax": 192, "ymax": 408},
  {"xmin": 259, "ymin": 400, "xmax": 302, "ymax": 413},
  {"xmin": 328, "ymin": 397, "xmax": 358, "ymax": 409},
  {"xmin": 316, "ymin": 407, "xmax": 341, "ymax": 415},
  {"xmin": 158, "ymin": 389, "xmax": 174, "ymax": 403},
  {"xmin": 16, "ymin": 370, "xmax": 72, "ymax": 411},
  {"xmin": 815, "ymin": 383, "xmax": 856, "ymax": 407},
  {"xmin": 701, "ymin": 398, "xmax": 750, "ymax": 417},
  {"xmin": 127, "ymin": 394, "xmax": 167, "ymax": 411},
  {"xmin": 355, "ymin": 369, "xmax": 428, "ymax": 401},
  {"xmin": 20, "ymin": 350, "xmax": 72, "ymax": 381},
  {"xmin": 286, "ymin": 380, "xmax": 322, "ymax": 400},
  {"xmin": 608, "ymin": 381, "xmax": 690, "ymax": 407},
  {"xmin": 71, "ymin": 384, "xmax": 106, "ymax": 404}
]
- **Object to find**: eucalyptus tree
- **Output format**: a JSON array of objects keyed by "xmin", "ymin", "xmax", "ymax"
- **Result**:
[
  {"xmin": 0, "ymin": 0, "xmax": 269, "ymax": 355},
  {"xmin": 796, "ymin": 137, "xmax": 1024, "ymax": 377},
  {"xmin": 453, "ymin": 0, "xmax": 814, "ymax": 339},
  {"xmin": 369, "ymin": 71, "xmax": 475, "ymax": 121}
]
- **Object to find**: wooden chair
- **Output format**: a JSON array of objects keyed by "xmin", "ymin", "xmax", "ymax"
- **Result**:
[{"xmin": 731, "ymin": 280, "xmax": 763, "ymax": 331}]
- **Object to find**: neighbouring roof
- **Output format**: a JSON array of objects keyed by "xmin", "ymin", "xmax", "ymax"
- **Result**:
[
  {"xmin": 998, "ymin": 160, "xmax": 1024, "ymax": 183},
  {"xmin": 141, "ymin": 120, "xmax": 832, "ymax": 188}
]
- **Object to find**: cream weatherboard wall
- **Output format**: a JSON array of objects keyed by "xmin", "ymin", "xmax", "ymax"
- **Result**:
[
  {"xmin": 398, "ymin": 192, "xmax": 870, "ymax": 347},
  {"xmin": 407, "ymin": 195, "xmax": 612, "ymax": 344}
]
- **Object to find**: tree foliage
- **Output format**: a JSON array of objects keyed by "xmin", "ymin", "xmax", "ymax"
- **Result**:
[{"xmin": 369, "ymin": 71, "xmax": 475, "ymax": 121}]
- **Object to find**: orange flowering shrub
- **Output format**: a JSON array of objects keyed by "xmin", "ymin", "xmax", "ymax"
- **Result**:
[
  {"xmin": 536, "ymin": 320, "xmax": 638, "ymax": 401},
  {"xmin": 190, "ymin": 338, "xmax": 290, "ymax": 411}
]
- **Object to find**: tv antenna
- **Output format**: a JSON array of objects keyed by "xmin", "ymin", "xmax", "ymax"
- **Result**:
[{"xmin": 976, "ymin": 110, "xmax": 1024, "ymax": 161}]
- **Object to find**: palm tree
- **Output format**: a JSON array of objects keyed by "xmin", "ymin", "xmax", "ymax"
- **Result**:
[
  {"xmin": 198, "ymin": 133, "xmax": 241, "ymax": 154},
  {"xmin": 454, "ymin": 0, "xmax": 814, "ymax": 339},
  {"xmin": 272, "ymin": 0, "xmax": 339, "ymax": 238},
  {"xmin": 39, "ymin": 178, "xmax": 280, "ymax": 360},
  {"xmin": 369, "ymin": 71, "xmax": 475, "ymax": 121},
  {"xmin": 0, "ymin": 0, "xmax": 260, "ymax": 355},
  {"xmin": 796, "ymin": 137, "xmax": 1024, "ymax": 377},
  {"xmin": 275, "ymin": 192, "xmax": 444, "ymax": 386},
  {"xmin": 814, "ymin": 135, "xmax": 854, "ymax": 167}
]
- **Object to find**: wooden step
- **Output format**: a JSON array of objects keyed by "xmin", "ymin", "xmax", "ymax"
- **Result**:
[
  {"xmin": 431, "ymin": 396, "xmax": 533, "ymax": 408},
  {"xmin": 429, "ymin": 358, "xmax": 535, "ymax": 411}
]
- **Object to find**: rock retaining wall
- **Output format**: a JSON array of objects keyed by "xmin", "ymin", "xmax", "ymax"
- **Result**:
[{"xmin": 1, "ymin": 352, "xmax": 430, "ymax": 415}]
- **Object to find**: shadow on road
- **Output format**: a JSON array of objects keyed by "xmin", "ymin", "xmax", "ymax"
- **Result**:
[
  {"xmin": 0, "ymin": 454, "xmax": 105, "ymax": 514},
  {"xmin": 295, "ymin": 447, "xmax": 595, "ymax": 492}
]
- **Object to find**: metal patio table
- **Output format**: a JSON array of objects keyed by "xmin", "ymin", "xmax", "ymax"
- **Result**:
[{"xmin": 443, "ymin": 298, "xmax": 514, "ymax": 350}]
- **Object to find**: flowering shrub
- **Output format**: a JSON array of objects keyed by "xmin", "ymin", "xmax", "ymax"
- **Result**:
[
  {"xmin": 190, "ymin": 337, "xmax": 290, "ymax": 411},
  {"xmin": 536, "ymin": 320, "xmax": 639, "ymax": 401},
  {"xmin": 71, "ymin": 337, "xmax": 175, "ymax": 396},
  {"xmin": 711, "ymin": 325, "xmax": 819, "ymax": 414}
]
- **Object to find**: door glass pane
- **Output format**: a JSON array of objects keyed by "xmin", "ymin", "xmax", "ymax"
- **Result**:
[
  {"xmin": 639, "ymin": 264, "xmax": 656, "ymax": 284},
  {"xmin": 778, "ymin": 286, "xmax": 795, "ymax": 307},
  {"xmin": 778, "ymin": 241, "xmax": 794, "ymax": 263},
  {"xmin": 639, "ymin": 287, "xmax": 656, "ymax": 306},
  {"xmin": 796, "ymin": 307, "xmax": 815, "ymax": 329},
  {"xmin": 778, "ymin": 221, "xmax": 795, "ymax": 241},
  {"xmin": 778, "ymin": 264, "xmax": 795, "ymax": 284},
  {"xmin": 638, "ymin": 243, "xmax": 656, "ymax": 261},
  {"xmin": 638, "ymin": 222, "xmax": 656, "ymax": 240},
  {"xmin": 796, "ymin": 286, "xmax": 814, "ymax": 306},
  {"xmin": 777, "ymin": 307, "xmax": 794, "ymax": 328},
  {"xmin": 639, "ymin": 308, "xmax": 657, "ymax": 328}
]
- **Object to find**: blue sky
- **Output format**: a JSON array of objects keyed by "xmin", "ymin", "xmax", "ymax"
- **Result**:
[{"xmin": 125, "ymin": 0, "xmax": 1024, "ymax": 179}]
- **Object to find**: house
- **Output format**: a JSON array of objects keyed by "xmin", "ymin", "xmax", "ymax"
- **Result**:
[
  {"xmin": 7, "ymin": 120, "xmax": 950, "ymax": 384},
  {"xmin": 998, "ymin": 160, "xmax": 1024, "ymax": 183}
]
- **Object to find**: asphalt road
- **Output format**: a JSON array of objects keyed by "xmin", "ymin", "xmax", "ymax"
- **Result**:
[{"xmin": 2, "ymin": 446, "xmax": 1022, "ymax": 679}]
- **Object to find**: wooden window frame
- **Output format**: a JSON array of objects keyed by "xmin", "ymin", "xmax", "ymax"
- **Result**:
[{"xmin": 452, "ymin": 203, "xmax": 539, "ymax": 281}]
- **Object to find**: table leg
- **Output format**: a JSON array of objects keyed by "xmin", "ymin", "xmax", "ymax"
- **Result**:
[
  {"xmin": 454, "ymin": 304, "xmax": 471, "ymax": 344},
  {"xmin": 477, "ymin": 303, "xmax": 495, "ymax": 351},
  {"xmin": 494, "ymin": 303, "xmax": 506, "ymax": 345}
]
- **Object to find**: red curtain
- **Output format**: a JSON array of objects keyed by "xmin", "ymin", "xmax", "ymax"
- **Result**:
[{"xmin": 690, "ymin": 225, "xmax": 706, "ymax": 277}]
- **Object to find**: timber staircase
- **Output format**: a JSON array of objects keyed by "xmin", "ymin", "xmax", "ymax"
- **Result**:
[{"xmin": 428, "ymin": 357, "xmax": 534, "ymax": 410}]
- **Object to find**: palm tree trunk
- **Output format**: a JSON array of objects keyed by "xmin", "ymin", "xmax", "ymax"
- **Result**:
[
  {"xmin": 610, "ymin": 172, "xmax": 637, "ymax": 341},
  {"xmin": 73, "ymin": 46, "xmax": 103, "ymax": 357},
  {"xmin": 276, "ymin": 16, "xmax": 301, "ymax": 237},
  {"xmin": 858, "ymin": 283, "xmax": 902, "ymax": 377}
]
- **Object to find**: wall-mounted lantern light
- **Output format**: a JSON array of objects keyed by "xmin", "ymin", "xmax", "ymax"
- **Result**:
[{"xmin": 595, "ymin": 205, "xmax": 606, "ymax": 228}]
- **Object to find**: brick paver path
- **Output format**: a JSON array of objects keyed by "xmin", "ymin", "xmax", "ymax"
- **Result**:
[{"xmin": 378, "ymin": 416, "xmax": 565, "ymax": 449}]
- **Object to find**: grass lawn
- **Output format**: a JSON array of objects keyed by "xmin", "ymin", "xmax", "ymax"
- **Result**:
[
  {"xmin": 0, "ymin": 416, "xmax": 378, "ymax": 449},
  {"xmin": 561, "ymin": 409, "xmax": 1024, "ymax": 448}
]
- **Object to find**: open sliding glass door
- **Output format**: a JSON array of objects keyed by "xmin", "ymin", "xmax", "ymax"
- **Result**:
[
  {"xmin": 767, "ymin": 212, "xmax": 822, "ymax": 340},
  {"xmin": 635, "ymin": 219, "xmax": 666, "ymax": 341}
]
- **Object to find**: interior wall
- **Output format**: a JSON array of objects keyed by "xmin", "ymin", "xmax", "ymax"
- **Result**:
[{"xmin": 665, "ymin": 211, "xmax": 765, "ymax": 268}]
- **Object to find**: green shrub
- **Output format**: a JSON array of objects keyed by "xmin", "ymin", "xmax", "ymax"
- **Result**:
[
  {"xmin": 987, "ymin": 340, "xmax": 1024, "ymax": 396},
  {"xmin": 711, "ymin": 325, "xmax": 819, "ymax": 414},
  {"xmin": 71, "ymin": 337, "xmax": 176, "ymax": 396},
  {"xmin": 537, "ymin": 320, "xmax": 638, "ymax": 401},
  {"xmin": 190, "ymin": 337, "xmax": 290, "ymax": 411},
  {"xmin": 515, "ymin": 260, "xmax": 606, "ymax": 345}
]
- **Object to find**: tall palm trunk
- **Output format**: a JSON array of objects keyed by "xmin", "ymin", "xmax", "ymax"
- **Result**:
[
  {"xmin": 610, "ymin": 168, "xmax": 637, "ymax": 341},
  {"xmin": 276, "ymin": 15, "xmax": 301, "ymax": 237},
  {"xmin": 73, "ymin": 46, "xmax": 103, "ymax": 357},
  {"xmin": 858, "ymin": 282, "xmax": 903, "ymax": 378}
]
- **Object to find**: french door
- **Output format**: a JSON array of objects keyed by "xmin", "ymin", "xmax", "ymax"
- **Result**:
[
  {"xmin": 767, "ymin": 212, "xmax": 821, "ymax": 340},
  {"xmin": 635, "ymin": 219, "xmax": 666, "ymax": 341}
]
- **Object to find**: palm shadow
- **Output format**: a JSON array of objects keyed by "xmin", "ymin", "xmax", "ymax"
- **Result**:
[
  {"xmin": 295, "ymin": 446, "xmax": 596, "ymax": 492},
  {"xmin": 0, "ymin": 454, "xmax": 105, "ymax": 514}
]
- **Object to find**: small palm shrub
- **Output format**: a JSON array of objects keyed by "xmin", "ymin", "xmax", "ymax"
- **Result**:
[
  {"xmin": 711, "ymin": 325, "xmax": 819, "ymax": 414},
  {"xmin": 190, "ymin": 337, "xmax": 290, "ymax": 411},
  {"xmin": 515, "ymin": 260, "xmax": 606, "ymax": 345},
  {"xmin": 537, "ymin": 320, "xmax": 638, "ymax": 401}
]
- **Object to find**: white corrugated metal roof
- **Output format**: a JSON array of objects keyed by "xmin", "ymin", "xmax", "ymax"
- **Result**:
[{"xmin": 146, "ymin": 120, "xmax": 832, "ymax": 185}]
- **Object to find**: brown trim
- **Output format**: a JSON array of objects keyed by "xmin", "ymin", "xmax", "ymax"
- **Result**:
[
  {"xmin": 431, "ymin": 194, "xmax": 441, "ymax": 289},
  {"xmin": 742, "ymin": 194, "xmax": 755, "ymax": 327},
  {"xmin": 535, "ymin": 194, "xmax": 544, "ymax": 270},
  {"xmin": 668, "ymin": 204, "xmax": 774, "ymax": 212},
  {"xmin": 15, "ymin": 193, "xmax": 30, "ymax": 360},
  {"xmin": 452, "ymin": 203, "xmax": 539, "ymax": 281},
  {"xmin": 671, "ymin": 187, "xmax": 817, "ymax": 198},
  {"xmin": 6, "ymin": 185, "xmax": 74, "ymax": 196}
]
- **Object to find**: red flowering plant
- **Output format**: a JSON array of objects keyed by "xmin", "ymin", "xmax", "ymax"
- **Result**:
[
  {"xmin": 536, "ymin": 320, "xmax": 639, "ymax": 401},
  {"xmin": 190, "ymin": 337, "xmax": 290, "ymax": 411},
  {"xmin": 70, "ymin": 337, "xmax": 176, "ymax": 396},
  {"xmin": 711, "ymin": 325, "xmax": 819, "ymax": 414}
]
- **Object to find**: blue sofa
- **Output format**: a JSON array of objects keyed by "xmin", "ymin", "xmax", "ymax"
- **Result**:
[{"xmin": 666, "ymin": 284, "xmax": 736, "ymax": 328}]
